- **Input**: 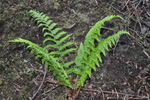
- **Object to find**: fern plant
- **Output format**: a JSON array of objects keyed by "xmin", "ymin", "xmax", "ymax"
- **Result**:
[{"xmin": 9, "ymin": 10, "xmax": 129, "ymax": 92}]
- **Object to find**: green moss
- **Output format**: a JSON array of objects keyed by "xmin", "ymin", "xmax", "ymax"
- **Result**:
[{"xmin": 0, "ymin": 80, "xmax": 3, "ymax": 85}]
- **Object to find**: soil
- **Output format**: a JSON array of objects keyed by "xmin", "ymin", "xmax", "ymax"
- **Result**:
[{"xmin": 0, "ymin": 0, "xmax": 150, "ymax": 100}]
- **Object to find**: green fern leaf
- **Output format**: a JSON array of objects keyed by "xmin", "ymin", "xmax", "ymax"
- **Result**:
[
  {"xmin": 43, "ymin": 27, "xmax": 62, "ymax": 34},
  {"xmin": 43, "ymin": 32, "xmax": 53, "ymax": 37},
  {"xmin": 48, "ymin": 23, "xmax": 57, "ymax": 31},
  {"xmin": 64, "ymin": 61, "xmax": 75, "ymax": 68},
  {"xmin": 43, "ymin": 37, "xmax": 56, "ymax": 44},
  {"xmin": 61, "ymin": 48, "xmax": 76, "ymax": 57},
  {"xmin": 91, "ymin": 53, "xmax": 99, "ymax": 67},
  {"xmin": 99, "ymin": 43, "xmax": 106, "ymax": 56},
  {"xmin": 52, "ymin": 28, "xmax": 63, "ymax": 35},
  {"xmin": 86, "ymin": 67, "xmax": 91, "ymax": 77},
  {"xmin": 57, "ymin": 34, "xmax": 72, "ymax": 45},
  {"xmin": 73, "ymin": 68, "xmax": 82, "ymax": 75},
  {"xmin": 49, "ymin": 51, "xmax": 61, "ymax": 55},
  {"xmin": 44, "ymin": 44, "xmax": 59, "ymax": 49},
  {"xmin": 76, "ymin": 71, "xmax": 87, "ymax": 88},
  {"xmin": 55, "ymin": 31, "xmax": 67, "ymax": 39},
  {"xmin": 66, "ymin": 68, "xmax": 74, "ymax": 74},
  {"xmin": 75, "ymin": 43, "xmax": 84, "ymax": 66},
  {"xmin": 35, "ymin": 55, "xmax": 42, "ymax": 59},
  {"xmin": 95, "ymin": 52, "xmax": 102, "ymax": 63},
  {"xmin": 37, "ymin": 18, "xmax": 51, "ymax": 24},
  {"xmin": 59, "ymin": 42, "xmax": 74, "ymax": 51},
  {"xmin": 38, "ymin": 23, "xmax": 48, "ymax": 28},
  {"xmin": 45, "ymin": 20, "xmax": 53, "ymax": 25},
  {"xmin": 51, "ymin": 28, "xmax": 63, "ymax": 35}
]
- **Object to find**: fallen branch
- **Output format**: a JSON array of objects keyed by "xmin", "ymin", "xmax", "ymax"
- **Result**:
[
  {"xmin": 107, "ymin": 97, "xmax": 148, "ymax": 100},
  {"xmin": 30, "ymin": 61, "xmax": 47, "ymax": 100},
  {"xmin": 122, "ymin": 0, "xmax": 130, "ymax": 10},
  {"xmin": 81, "ymin": 88, "xmax": 127, "ymax": 96},
  {"xmin": 81, "ymin": 88, "xmax": 149, "ymax": 99}
]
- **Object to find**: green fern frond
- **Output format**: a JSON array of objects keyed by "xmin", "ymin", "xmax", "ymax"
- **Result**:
[
  {"xmin": 9, "ymin": 10, "xmax": 130, "ymax": 89},
  {"xmin": 29, "ymin": 10, "xmax": 77, "ymax": 88},
  {"xmin": 9, "ymin": 10, "xmax": 77, "ymax": 88},
  {"xmin": 75, "ymin": 15, "xmax": 130, "ymax": 88},
  {"xmin": 9, "ymin": 38, "xmax": 48, "ymax": 56},
  {"xmin": 29, "ymin": 10, "xmax": 76, "ymax": 56}
]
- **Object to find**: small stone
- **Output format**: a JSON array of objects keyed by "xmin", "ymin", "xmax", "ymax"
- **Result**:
[{"xmin": 88, "ymin": 85, "xmax": 92, "ymax": 89}]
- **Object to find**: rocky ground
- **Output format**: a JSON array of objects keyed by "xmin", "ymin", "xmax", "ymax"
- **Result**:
[{"xmin": 0, "ymin": 0, "xmax": 150, "ymax": 100}]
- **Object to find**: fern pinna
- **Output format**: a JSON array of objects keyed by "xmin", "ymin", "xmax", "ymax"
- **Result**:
[{"xmin": 9, "ymin": 10, "xmax": 129, "ymax": 89}]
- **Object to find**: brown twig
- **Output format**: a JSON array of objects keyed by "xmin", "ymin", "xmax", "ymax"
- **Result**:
[
  {"xmin": 126, "ymin": 28, "xmax": 150, "ymax": 60},
  {"xmin": 122, "ymin": 0, "xmax": 130, "ymax": 10},
  {"xmin": 114, "ymin": 88, "xmax": 119, "ymax": 99},
  {"xmin": 41, "ymin": 85, "xmax": 60, "ymax": 95},
  {"xmin": 82, "ymin": 88, "xmax": 149, "ymax": 99},
  {"xmin": 70, "ymin": 8, "xmax": 77, "ymax": 17},
  {"xmin": 72, "ymin": 86, "xmax": 81, "ymax": 100},
  {"xmin": 135, "ymin": 0, "xmax": 142, "ymax": 9},
  {"xmin": 131, "ymin": 5, "xmax": 144, "ymax": 34},
  {"xmin": 101, "ymin": 26, "xmax": 119, "ymax": 32},
  {"xmin": 30, "ymin": 61, "xmax": 47, "ymax": 100},
  {"xmin": 109, "ymin": 4, "xmax": 126, "ymax": 16},
  {"xmin": 81, "ymin": 88, "xmax": 127, "ymax": 96},
  {"xmin": 107, "ymin": 97, "xmax": 148, "ymax": 100},
  {"xmin": 99, "ymin": 87, "xmax": 105, "ymax": 100},
  {"xmin": 143, "ymin": 50, "xmax": 150, "ymax": 59},
  {"xmin": 63, "ymin": 23, "xmax": 76, "ymax": 29}
]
